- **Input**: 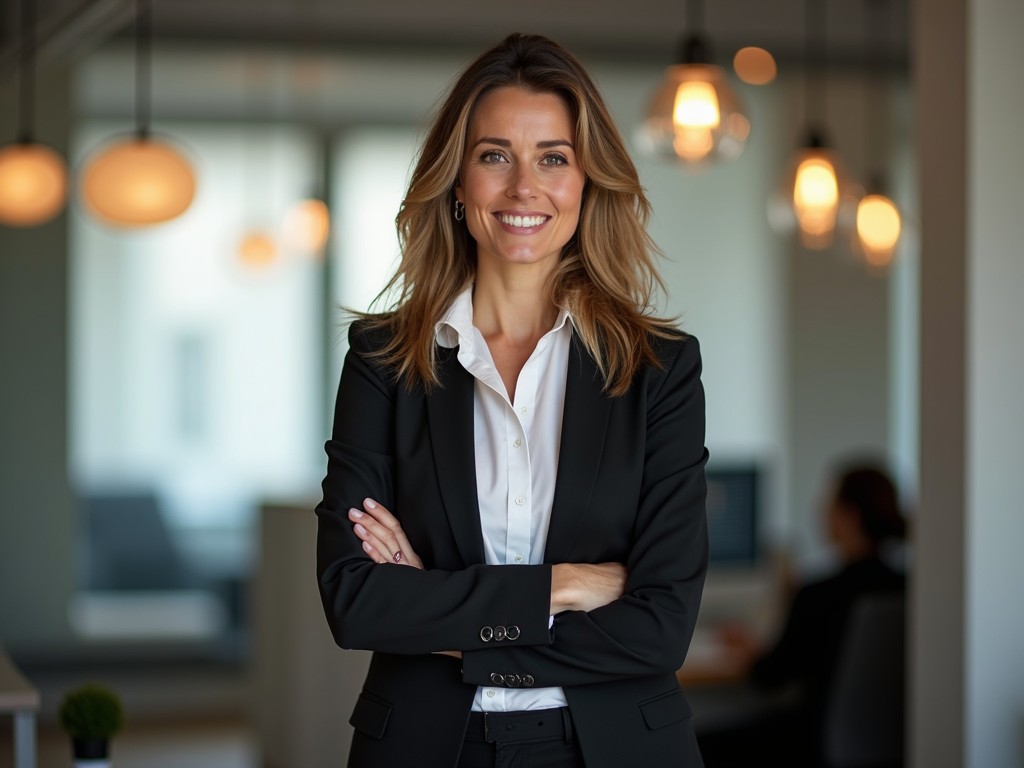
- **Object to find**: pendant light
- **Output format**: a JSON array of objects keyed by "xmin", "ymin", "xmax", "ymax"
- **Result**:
[
  {"xmin": 0, "ymin": 0, "xmax": 69, "ymax": 227},
  {"xmin": 854, "ymin": 0, "xmax": 902, "ymax": 267},
  {"xmin": 80, "ymin": 0, "xmax": 195, "ymax": 227},
  {"xmin": 284, "ymin": 197, "xmax": 330, "ymax": 255},
  {"xmin": 639, "ymin": 0, "xmax": 749, "ymax": 165},
  {"xmin": 773, "ymin": 0, "xmax": 849, "ymax": 249}
]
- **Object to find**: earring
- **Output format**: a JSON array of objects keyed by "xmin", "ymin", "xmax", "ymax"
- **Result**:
[{"xmin": 454, "ymin": 200, "xmax": 465, "ymax": 221}]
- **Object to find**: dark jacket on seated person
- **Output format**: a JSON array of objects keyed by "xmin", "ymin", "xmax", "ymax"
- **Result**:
[{"xmin": 751, "ymin": 556, "xmax": 905, "ymax": 761}]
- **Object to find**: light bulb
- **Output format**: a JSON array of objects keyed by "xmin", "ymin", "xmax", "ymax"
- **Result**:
[
  {"xmin": 81, "ymin": 137, "xmax": 195, "ymax": 227},
  {"xmin": 284, "ymin": 198, "xmax": 330, "ymax": 254},
  {"xmin": 857, "ymin": 194, "xmax": 901, "ymax": 266},
  {"xmin": 0, "ymin": 142, "xmax": 68, "ymax": 226},
  {"xmin": 733, "ymin": 47, "xmax": 777, "ymax": 86},
  {"xmin": 793, "ymin": 156, "xmax": 840, "ymax": 242},
  {"xmin": 673, "ymin": 81, "xmax": 721, "ymax": 129}
]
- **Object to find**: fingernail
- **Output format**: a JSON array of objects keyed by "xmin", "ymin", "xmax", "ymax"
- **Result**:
[
  {"xmin": 354, "ymin": 523, "xmax": 367, "ymax": 536},
  {"xmin": 362, "ymin": 541, "xmax": 373, "ymax": 553},
  {"xmin": 349, "ymin": 508, "xmax": 364, "ymax": 519},
  {"xmin": 364, "ymin": 498, "xmax": 377, "ymax": 510}
]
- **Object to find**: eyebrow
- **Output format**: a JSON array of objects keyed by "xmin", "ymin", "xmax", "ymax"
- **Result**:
[{"xmin": 473, "ymin": 137, "xmax": 575, "ymax": 150}]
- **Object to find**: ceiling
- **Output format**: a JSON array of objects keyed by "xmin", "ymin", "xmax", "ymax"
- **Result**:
[{"xmin": 1, "ymin": 0, "xmax": 910, "ymax": 76}]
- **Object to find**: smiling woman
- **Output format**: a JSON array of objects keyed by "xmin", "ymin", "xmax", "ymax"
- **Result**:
[{"xmin": 315, "ymin": 33, "xmax": 709, "ymax": 768}]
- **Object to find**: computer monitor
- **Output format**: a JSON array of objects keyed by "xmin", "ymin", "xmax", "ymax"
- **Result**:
[{"xmin": 705, "ymin": 466, "xmax": 759, "ymax": 567}]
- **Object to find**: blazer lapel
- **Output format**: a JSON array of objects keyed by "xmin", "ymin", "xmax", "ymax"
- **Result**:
[
  {"xmin": 544, "ymin": 332, "xmax": 612, "ymax": 564},
  {"xmin": 426, "ymin": 345, "xmax": 486, "ymax": 566}
]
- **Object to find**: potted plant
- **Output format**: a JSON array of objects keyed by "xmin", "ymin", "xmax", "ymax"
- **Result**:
[{"xmin": 58, "ymin": 684, "xmax": 124, "ymax": 767}]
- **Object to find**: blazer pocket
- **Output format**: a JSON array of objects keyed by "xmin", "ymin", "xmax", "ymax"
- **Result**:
[
  {"xmin": 349, "ymin": 690, "xmax": 393, "ymax": 740},
  {"xmin": 638, "ymin": 688, "xmax": 693, "ymax": 731}
]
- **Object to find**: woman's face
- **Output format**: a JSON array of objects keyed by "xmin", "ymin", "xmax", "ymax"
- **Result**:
[{"xmin": 456, "ymin": 86, "xmax": 586, "ymax": 275}]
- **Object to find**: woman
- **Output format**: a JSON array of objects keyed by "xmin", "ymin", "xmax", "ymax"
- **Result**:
[{"xmin": 316, "ymin": 33, "xmax": 709, "ymax": 768}]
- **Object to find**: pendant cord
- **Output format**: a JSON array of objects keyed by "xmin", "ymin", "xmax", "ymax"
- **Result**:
[
  {"xmin": 686, "ymin": 0, "xmax": 704, "ymax": 34},
  {"xmin": 864, "ymin": 0, "xmax": 886, "ymax": 189},
  {"xmin": 804, "ymin": 0, "xmax": 827, "ymax": 136},
  {"xmin": 135, "ymin": 0, "xmax": 152, "ymax": 138},
  {"xmin": 16, "ymin": 0, "xmax": 35, "ymax": 143}
]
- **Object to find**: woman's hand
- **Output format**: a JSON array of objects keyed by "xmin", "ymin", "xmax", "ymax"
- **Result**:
[
  {"xmin": 348, "ymin": 498, "xmax": 424, "ymax": 569},
  {"xmin": 550, "ymin": 562, "xmax": 627, "ymax": 614}
]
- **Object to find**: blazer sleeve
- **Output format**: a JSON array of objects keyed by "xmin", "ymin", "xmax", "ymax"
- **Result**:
[
  {"xmin": 460, "ymin": 335, "xmax": 709, "ymax": 688},
  {"xmin": 315, "ymin": 321, "xmax": 554, "ymax": 655}
]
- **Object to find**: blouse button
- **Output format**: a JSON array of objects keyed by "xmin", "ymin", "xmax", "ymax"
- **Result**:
[
  {"xmin": 513, "ymin": 438, "xmax": 522, "ymax": 448},
  {"xmin": 514, "ymin": 496, "xmax": 525, "ymax": 506}
]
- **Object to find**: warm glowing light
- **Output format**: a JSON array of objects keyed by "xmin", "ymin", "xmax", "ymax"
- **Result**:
[
  {"xmin": 673, "ymin": 81, "xmax": 721, "ymax": 128},
  {"xmin": 640, "ymin": 63, "xmax": 748, "ymax": 165},
  {"xmin": 733, "ymin": 47, "xmax": 777, "ymax": 85},
  {"xmin": 673, "ymin": 127, "xmax": 715, "ymax": 162},
  {"xmin": 238, "ymin": 231, "xmax": 277, "ymax": 267},
  {"xmin": 284, "ymin": 198, "xmax": 330, "ymax": 254},
  {"xmin": 0, "ymin": 142, "xmax": 68, "ymax": 226},
  {"xmin": 81, "ymin": 138, "xmax": 196, "ymax": 226},
  {"xmin": 793, "ymin": 157, "xmax": 840, "ymax": 240},
  {"xmin": 857, "ymin": 194, "xmax": 902, "ymax": 266}
]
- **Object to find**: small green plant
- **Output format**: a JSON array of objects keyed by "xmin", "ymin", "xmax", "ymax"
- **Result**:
[{"xmin": 58, "ymin": 684, "xmax": 124, "ymax": 741}]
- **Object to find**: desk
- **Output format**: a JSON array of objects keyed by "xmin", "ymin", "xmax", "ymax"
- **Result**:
[{"xmin": 0, "ymin": 648, "xmax": 39, "ymax": 768}]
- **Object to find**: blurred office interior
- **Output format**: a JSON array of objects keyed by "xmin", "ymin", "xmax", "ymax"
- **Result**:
[{"xmin": 1, "ymin": 0, "xmax": 1021, "ymax": 766}]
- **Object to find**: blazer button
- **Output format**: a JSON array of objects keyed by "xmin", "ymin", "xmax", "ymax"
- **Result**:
[
  {"xmin": 494, "ymin": 625, "xmax": 507, "ymax": 641},
  {"xmin": 490, "ymin": 673, "xmax": 505, "ymax": 685},
  {"xmin": 523, "ymin": 675, "xmax": 534, "ymax": 687},
  {"xmin": 507, "ymin": 673, "xmax": 521, "ymax": 687},
  {"xmin": 506, "ymin": 625, "xmax": 520, "ymax": 640},
  {"xmin": 480, "ymin": 626, "xmax": 494, "ymax": 642}
]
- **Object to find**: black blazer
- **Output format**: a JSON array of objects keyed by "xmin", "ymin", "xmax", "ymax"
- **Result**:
[{"xmin": 316, "ymin": 320, "xmax": 709, "ymax": 768}]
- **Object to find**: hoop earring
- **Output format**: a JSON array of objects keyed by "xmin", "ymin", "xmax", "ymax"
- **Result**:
[{"xmin": 454, "ymin": 200, "xmax": 465, "ymax": 221}]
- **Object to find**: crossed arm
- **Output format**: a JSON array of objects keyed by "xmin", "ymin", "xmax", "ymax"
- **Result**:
[{"xmin": 316, "ymin": 324, "xmax": 708, "ymax": 688}]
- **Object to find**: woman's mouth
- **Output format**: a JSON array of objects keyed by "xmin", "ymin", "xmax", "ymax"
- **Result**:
[{"xmin": 495, "ymin": 212, "xmax": 551, "ymax": 231}]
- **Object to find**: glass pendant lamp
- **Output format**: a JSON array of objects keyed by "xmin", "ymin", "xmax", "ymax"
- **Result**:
[
  {"xmin": 854, "ymin": 0, "xmax": 902, "ymax": 268},
  {"xmin": 0, "ymin": 0, "xmax": 68, "ymax": 227},
  {"xmin": 80, "ymin": 0, "xmax": 195, "ymax": 227},
  {"xmin": 639, "ymin": 0, "xmax": 749, "ymax": 165}
]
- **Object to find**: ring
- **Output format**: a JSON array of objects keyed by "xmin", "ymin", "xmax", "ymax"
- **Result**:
[{"xmin": 394, "ymin": 551, "xmax": 403, "ymax": 563}]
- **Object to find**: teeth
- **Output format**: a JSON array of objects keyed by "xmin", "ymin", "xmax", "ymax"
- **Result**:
[{"xmin": 499, "ymin": 213, "xmax": 547, "ymax": 228}]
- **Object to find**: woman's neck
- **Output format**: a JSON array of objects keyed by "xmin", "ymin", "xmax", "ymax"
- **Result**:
[{"xmin": 472, "ymin": 264, "xmax": 559, "ymax": 344}]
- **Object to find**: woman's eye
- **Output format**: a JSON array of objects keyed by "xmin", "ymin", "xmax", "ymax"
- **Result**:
[
  {"xmin": 541, "ymin": 154, "xmax": 569, "ymax": 166},
  {"xmin": 481, "ymin": 151, "xmax": 507, "ymax": 163}
]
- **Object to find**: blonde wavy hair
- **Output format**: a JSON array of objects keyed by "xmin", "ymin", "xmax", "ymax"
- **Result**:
[{"xmin": 360, "ymin": 33, "xmax": 677, "ymax": 396}]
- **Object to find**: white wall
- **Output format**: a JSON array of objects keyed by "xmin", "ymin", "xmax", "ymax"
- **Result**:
[{"xmin": 966, "ymin": 0, "xmax": 1024, "ymax": 764}]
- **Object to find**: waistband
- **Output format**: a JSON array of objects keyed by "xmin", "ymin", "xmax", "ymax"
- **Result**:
[{"xmin": 464, "ymin": 707, "xmax": 573, "ymax": 744}]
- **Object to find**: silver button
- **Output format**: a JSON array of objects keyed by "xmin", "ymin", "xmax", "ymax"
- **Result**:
[
  {"xmin": 523, "ymin": 675, "xmax": 534, "ymax": 687},
  {"xmin": 514, "ymin": 554, "xmax": 524, "ymax": 563},
  {"xmin": 490, "ymin": 673, "xmax": 505, "ymax": 685},
  {"xmin": 514, "ymin": 496, "xmax": 525, "ymax": 506},
  {"xmin": 486, "ymin": 689, "xmax": 496, "ymax": 698},
  {"xmin": 480, "ymin": 626, "xmax": 494, "ymax": 642},
  {"xmin": 513, "ymin": 438, "xmax": 522, "ymax": 448},
  {"xmin": 494, "ymin": 625, "xmax": 507, "ymax": 641},
  {"xmin": 506, "ymin": 625, "xmax": 521, "ymax": 640},
  {"xmin": 508, "ymin": 673, "xmax": 521, "ymax": 687}
]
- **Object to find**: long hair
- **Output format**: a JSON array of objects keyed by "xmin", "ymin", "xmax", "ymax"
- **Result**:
[{"xmin": 359, "ymin": 33, "xmax": 676, "ymax": 395}]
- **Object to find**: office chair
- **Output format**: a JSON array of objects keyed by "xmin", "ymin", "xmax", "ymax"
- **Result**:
[{"xmin": 822, "ymin": 593, "xmax": 905, "ymax": 768}]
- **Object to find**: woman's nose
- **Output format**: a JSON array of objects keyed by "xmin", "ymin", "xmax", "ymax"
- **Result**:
[{"xmin": 506, "ymin": 164, "xmax": 536, "ymax": 199}]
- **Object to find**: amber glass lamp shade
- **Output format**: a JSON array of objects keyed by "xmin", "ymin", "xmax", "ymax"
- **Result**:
[
  {"xmin": 238, "ymin": 231, "xmax": 278, "ymax": 267},
  {"xmin": 284, "ymin": 198, "xmax": 330, "ymax": 255},
  {"xmin": 0, "ymin": 142, "xmax": 68, "ymax": 226},
  {"xmin": 81, "ymin": 137, "xmax": 196, "ymax": 227},
  {"xmin": 856, "ymin": 193, "xmax": 902, "ymax": 267},
  {"xmin": 640, "ymin": 37, "xmax": 749, "ymax": 165}
]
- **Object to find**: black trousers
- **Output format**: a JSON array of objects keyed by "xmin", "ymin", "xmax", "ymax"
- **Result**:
[{"xmin": 456, "ymin": 708, "xmax": 586, "ymax": 768}]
